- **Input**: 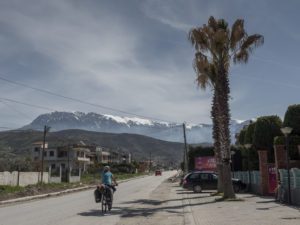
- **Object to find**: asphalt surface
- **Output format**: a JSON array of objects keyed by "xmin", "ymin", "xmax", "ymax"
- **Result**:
[{"xmin": 0, "ymin": 171, "xmax": 176, "ymax": 225}]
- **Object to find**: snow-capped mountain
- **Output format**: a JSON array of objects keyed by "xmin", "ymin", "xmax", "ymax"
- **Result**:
[{"xmin": 21, "ymin": 111, "xmax": 250, "ymax": 143}]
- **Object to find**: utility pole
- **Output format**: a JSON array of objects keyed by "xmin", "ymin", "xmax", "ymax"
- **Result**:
[
  {"xmin": 183, "ymin": 123, "xmax": 188, "ymax": 174},
  {"xmin": 149, "ymin": 152, "xmax": 152, "ymax": 173},
  {"xmin": 67, "ymin": 144, "xmax": 70, "ymax": 183},
  {"xmin": 41, "ymin": 125, "xmax": 50, "ymax": 183}
]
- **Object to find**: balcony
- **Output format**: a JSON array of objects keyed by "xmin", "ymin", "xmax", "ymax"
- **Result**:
[{"xmin": 77, "ymin": 157, "xmax": 90, "ymax": 162}]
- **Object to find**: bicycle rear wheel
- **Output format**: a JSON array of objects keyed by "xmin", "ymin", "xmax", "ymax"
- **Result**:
[
  {"xmin": 101, "ymin": 196, "xmax": 107, "ymax": 213},
  {"xmin": 108, "ymin": 199, "xmax": 112, "ymax": 211}
]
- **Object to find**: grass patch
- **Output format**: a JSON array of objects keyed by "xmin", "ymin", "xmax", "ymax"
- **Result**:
[{"xmin": 0, "ymin": 185, "xmax": 25, "ymax": 195}]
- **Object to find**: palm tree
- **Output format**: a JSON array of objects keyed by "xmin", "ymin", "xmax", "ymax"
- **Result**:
[
  {"xmin": 189, "ymin": 17, "xmax": 263, "ymax": 198},
  {"xmin": 191, "ymin": 51, "xmax": 224, "ymax": 192}
]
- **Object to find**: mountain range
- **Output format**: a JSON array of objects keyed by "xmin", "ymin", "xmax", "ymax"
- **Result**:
[{"xmin": 21, "ymin": 111, "xmax": 250, "ymax": 143}]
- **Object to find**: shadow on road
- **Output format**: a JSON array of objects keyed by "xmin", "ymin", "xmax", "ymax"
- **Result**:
[
  {"xmin": 77, "ymin": 209, "xmax": 102, "ymax": 217},
  {"xmin": 77, "ymin": 181, "xmax": 223, "ymax": 219},
  {"xmin": 120, "ymin": 195, "xmax": 209, "ymax": 206},
  {"xmin": 77, "ymin": 199, "xmax": 218, "ymax": 218}
]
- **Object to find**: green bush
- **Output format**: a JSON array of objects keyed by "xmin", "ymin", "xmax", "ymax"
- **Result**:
[
  {"xmin": 245, "ymin": 122, "xmax": 256, "ymax": 144},
  {"xmin": 253, "ymin": 116, "xmax": 282, "ymax": 163},
  {"xmin": 283, "ymin": 104, "xmax": 300, "ymax": 135},
  {"xmin": 237, "ymin": 128, "xmax": 246, "ymax": 146},
  {"xmin": 253, "ymin": 116, "xmax": 282, "ymax": 150},
  {"xmin": 239, "ymin": 146, "xmax": 259, "ymax": 170}
]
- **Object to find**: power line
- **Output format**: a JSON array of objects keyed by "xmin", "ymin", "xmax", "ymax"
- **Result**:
[
  {"xmin": 0, "ymin": 97, "xmax": 54, "ymax": 111},
  {"xmin": 0, "ymin": 74, "xmax": 178, "ymax": 124},
  {"xmin": 0, "ymin": 97, "xmax": 187, "ymax": 130},
  {"xmin": 0, "ymin": 99, "xmax": 33, "ymax": 120}
]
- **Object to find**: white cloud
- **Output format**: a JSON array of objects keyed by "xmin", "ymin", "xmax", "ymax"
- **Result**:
[{"xmin": 3, "ymin": 0, "xmax": 277, "ymax": 129}]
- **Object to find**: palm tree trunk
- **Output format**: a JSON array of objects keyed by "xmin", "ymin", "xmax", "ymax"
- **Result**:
[
  {"xmin": 211, "ymin": 91, "xmax": 223, "ymax": 192},
  {"xmin": 216, "ymin": 63, "xmax": 235, "ymax": 199}
]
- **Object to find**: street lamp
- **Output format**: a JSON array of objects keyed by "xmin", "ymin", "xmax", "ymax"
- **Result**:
[
  {"xmin": 280, "ymin": 127, "xmax": 293, "ymax": 204},
  {"xmin": 230, "ymin": 151, "xmax": 236, "ymax": 178},
  {"xmin": 244, "ymin": 143, "xmax": 252, "ymax": 192}
]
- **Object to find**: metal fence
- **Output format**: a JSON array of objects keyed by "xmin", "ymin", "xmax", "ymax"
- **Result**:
[
  {"xmin": 234, "ymin": 168, "xmax": 300, "ymax": 205},
  {"xmin": 233, "ymin": 170, "xmax": 261, "ymax": 194},
  {"xmin": 279, "ymin": 168, "xmax": 300, "ymax": 205}
]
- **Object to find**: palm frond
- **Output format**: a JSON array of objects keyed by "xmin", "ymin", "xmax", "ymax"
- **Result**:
[
  {"xmin": 217, "ymin": 19, "xmax": 228, "ymax": 31},
  {"xmin": 233, "ymin": 49, "xmax": 249, "ymax": 63},
  {"xmin": 230, "ymin": 19, "xmax": 246, "ymax": 50},
  {"xmin": 188, "ymin": 28, "xmax": 210, "ymax": 52},
  {"xmin": 233, "ymin": 34, "xmax": 264, "ymax": 63},
  {"xmin": 208, "ymin": 16, "xmax": 218, "ymax": 31},
  {"xmin": 241, "ymin": 34, "xmax": 264, "ymax": 52},
  {"xmin": 196, "ymin": 74, "xmax": 210, "ymax": 90},
  {"xmin": 193, "ymin": 52, "xmax": 216, "ymax": 89}
]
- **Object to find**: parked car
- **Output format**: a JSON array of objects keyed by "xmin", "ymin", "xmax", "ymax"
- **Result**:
[
  {"xmin": 182, "ymin": 171, "xmax": 246, "ymax": 193},
  {"xmin": 155, "ymin": 170, "xmax": 162, "ymax": 176}
]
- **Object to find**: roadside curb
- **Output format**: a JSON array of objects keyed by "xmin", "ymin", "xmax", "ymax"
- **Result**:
[
  {"xmin": 0, "ymin": 174, "xmax": 150, "ymax": 206},
  {"xmin": 182, "ymin": 192, "xmax": 197, "ymax": 225}
]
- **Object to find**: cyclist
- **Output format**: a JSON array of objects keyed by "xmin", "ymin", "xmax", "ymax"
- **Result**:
[{"xmin": 101, "ymin": 166, "xmax": 118, "ymax": 199}]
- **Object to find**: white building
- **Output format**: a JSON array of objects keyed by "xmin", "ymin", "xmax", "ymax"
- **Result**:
[{"xmin": 32, "ymin": 142, "xmax": 91, "ymax": 174}]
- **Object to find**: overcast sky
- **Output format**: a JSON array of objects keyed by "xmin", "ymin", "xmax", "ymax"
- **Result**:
[{"xmin": 0, "ymin": 0, "xmax": 300, "ymax": 129}]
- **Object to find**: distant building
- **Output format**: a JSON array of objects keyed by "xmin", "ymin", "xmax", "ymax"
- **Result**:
[
  {"xmin": 89, "ymin": 146, "xmax": 132, "ymax": 164},
  {"xmin": 31, "ymin": 142, "xmax": 91, "ymax": 173}
]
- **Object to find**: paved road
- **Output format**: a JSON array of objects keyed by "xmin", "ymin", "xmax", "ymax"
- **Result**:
[{"xmin": 0, "ymin": 171, "xmax": 176, "ymax": 225}]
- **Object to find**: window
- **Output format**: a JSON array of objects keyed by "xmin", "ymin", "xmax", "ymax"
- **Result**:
[
  {"xmin": 50, "ymin": 151, "xmax": 54, "ymax": 157},
  {"xmin": 34, "ymin": 147, "xmax": 40, "ymax": 152},
  {"xmin": 58, "ymin": 151, "xmax": 67, "ymax": 157},
  {"xmin": 200, "ymin": 173, "xmax": 209, "ymax": 180},
  {"xmin": 43, "ymin": 151, "xmax": 47, "ymax": 156},
  {"xmin": 189, "ymin": 173, "xmax": 199, "ymax": 180},
  {"xmin": 51, "ymin": 164, "xmax": 56, "ymax": 169},
  {"xmin": 61, "ymin": 163, "xmax": 65, "ymax": 169}
]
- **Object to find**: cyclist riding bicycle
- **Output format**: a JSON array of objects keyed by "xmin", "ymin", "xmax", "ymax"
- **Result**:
[{"xmin": 101, "ymin": 166, "xmax": 118, "ymax": 199}]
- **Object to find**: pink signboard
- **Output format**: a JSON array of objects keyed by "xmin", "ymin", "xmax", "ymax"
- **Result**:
[{"xmin": 195, "ymin": 156, "xmax": 216, "ymax": 171}]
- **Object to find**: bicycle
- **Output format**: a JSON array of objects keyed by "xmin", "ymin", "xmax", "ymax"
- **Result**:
[{"xmin": 100, "ymin": 185, "xmax": 114, "ymax": 213}]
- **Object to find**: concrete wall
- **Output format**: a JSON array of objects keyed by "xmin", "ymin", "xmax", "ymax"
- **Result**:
[
  {"xmin": 0, "ymin": 169, "xmax": 82, "ymax": 186},
  {"xmin": 0, "ymin": 171, "xmax": 13, "ymax": 186},
  {"xmin": 49, "ymin": 176, "xmax": 61, "ymax": 183},
  {"xmin": 19, "ymin": 172, "xmax": 49, "ymax": 186},
  {"xmin": 0, "ymin": 171, "xmax": 49, "ymax": 186},
  {"xmin": 69, "ymin": 168, "xmax": 81, "ymax": 183},
  {"xmin": 69, "ymin": 176, "xmax": 80, "ymax": 183}
]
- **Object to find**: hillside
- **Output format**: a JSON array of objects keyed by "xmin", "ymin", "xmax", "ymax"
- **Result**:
[{"xmin": 0, "ymin": 129, "xmax": 184, "ymax": 164}]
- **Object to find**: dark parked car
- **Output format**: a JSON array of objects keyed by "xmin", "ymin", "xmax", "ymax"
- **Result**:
[{"xmin": 182, "ymin": 171, "xmax": 246, "ymax": 193}]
